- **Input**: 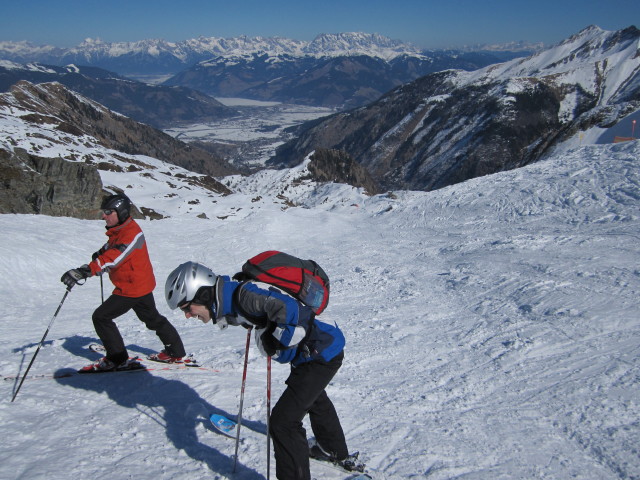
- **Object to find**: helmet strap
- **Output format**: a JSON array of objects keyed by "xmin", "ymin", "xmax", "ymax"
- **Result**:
[{"xmin": 193, "ymin": 286, "xmax": 216, "ymax": 319}]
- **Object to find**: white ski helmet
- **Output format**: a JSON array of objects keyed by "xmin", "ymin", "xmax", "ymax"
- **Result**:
[{"xmin": 165, "ymin": 261, "xmax": 217, "ymax": 310}]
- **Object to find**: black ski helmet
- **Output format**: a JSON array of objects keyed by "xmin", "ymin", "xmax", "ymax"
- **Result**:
[{"xmin": 101, "ymin": 193, "xmax": 131, "ymax": 224}]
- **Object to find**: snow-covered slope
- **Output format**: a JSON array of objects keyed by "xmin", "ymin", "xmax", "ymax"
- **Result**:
[
  {"xmin": 460, "ymin": 25, "xmax": 640, "ymax": 105},
  {"xmin": 0, "ymin": 137, "xmax": 638, "ymax": 479}
]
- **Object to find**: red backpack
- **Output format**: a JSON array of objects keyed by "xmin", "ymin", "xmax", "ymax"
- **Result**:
[{"xmin": 238, "ymin": 250, "xmax": 330, "ymax": 315}]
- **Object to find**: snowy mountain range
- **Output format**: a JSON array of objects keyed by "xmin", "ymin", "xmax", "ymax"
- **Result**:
[
  {"xmin": 0, "ymin": 33, "xmax": 534, "ymax": 108},
  {"xmin": 0, "ymin": 32, "xmax": 539, "ymax": 73},
  {"xmin": 162, "ymin": 48, "xmax": 512, "ymax": 109},
  {"xmin": 272, "ymin": 25, "xmax": 640, "ymax": 191}
]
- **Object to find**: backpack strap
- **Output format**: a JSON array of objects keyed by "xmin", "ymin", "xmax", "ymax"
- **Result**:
[
  {"xmin": 233, "ymin": 281, "xmax": 316, "ymax": 357},
  {"xmin": 232, "ymin": 281, "xmax": 268, "ymax": 328}
]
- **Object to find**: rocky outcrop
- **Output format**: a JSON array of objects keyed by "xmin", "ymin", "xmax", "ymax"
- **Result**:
[
  {"xmin": 0, "ymin": 148, "xmax": 103, "ymax": 218},
  {"xmin": 308, "ymin": 148, "xmax": 378, "ymax": 195},
  {"xmin": 0, "ymin": 81, "xmax": 237, "ymax": 220}
]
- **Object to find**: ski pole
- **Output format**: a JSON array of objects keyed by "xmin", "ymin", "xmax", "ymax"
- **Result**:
[
  {"xmin": 266, "ymin": 355, "xmax": 272, "ymax": 480},
  {"xmin": 100, "ymin": 275, "xmax": 104, "ymax": 304},
  {"xmin": 11, "ymin": 287, "xmax": 72, "ymax": 402},
  {"xmin": 233, "ymin": 326, "xmax": 252, "ymax": 473}
]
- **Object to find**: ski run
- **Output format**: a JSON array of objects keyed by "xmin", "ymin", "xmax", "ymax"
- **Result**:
[{"xmin": 1, "ymin": 139, "xmax": 639, "ymax": 479}]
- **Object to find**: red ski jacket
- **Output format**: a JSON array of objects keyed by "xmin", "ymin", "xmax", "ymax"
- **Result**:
[{"xmin": 88, "ymin": 217, "xmax": 156, "ymax": 297}]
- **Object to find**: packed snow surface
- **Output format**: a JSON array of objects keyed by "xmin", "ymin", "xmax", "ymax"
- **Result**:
[{"xmin": 1, "ymin": 140, "xmax": 639, "ymax": 479}]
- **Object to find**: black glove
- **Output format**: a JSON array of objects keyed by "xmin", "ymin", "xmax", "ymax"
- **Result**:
[
  {"xmin": 61, "ymin": 265, "xmax": 92, "ymax": 289},
  {"xmin": 262, "ymin": 331, "xmax": 278, "ymax": 356},
  {"xmin": 92, "ymin": 245, "xmax": 106, "ymax": 261},
  {"xmin": 255, "ymin": 323, "xmax": 280, "ymax": 357},
  {"xmin": 232, "ymin": 271, "xmax": 248, "ymax": 282}
]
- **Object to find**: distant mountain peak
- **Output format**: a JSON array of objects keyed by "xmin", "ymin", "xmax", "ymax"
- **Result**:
[{"xmin": 305, "ymin": 32, "xmax": 422, "ymax": 59}]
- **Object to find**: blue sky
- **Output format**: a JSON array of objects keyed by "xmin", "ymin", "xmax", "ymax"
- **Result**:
[{"xmin": 1, "ymin": 0, "xmax": 636, "ymax": 49}]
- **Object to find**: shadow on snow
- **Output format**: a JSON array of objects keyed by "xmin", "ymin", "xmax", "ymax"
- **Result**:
[{"xmin": 53, "ymin": 334, "xmax": 267, "ymax": 479}]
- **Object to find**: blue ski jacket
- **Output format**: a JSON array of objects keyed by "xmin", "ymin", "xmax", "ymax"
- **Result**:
[{"xmin": 213, "ymin": 276, "xmax": 345, "ymax": 366}]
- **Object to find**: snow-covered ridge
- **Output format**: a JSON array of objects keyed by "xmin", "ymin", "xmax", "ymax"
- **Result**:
[
  {"xmin": 457, "ymin": 25, "xmax": 640, "ymax": 104},
  {"xmin": 0, "ymin": 31, "xmax": 519, "ymax": 63},
  {"xmin": 0, "ymin": 59, "xmax": 58, "ymax": 73}
]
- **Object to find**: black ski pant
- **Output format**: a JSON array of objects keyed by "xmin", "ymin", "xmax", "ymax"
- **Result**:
[
  {"xmin": 92, "ymin": 293, "xmax": 186, "ymax": 364},
  {"xmin": 270, "ymin": 351, "xmax": 347, "ymax": 480}
]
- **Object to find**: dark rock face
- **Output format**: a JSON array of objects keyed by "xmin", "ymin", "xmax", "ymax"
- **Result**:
[
  {"xmin": 269, "ymin": 73, "xmax": 576, "ymax": 191},
  {"xmin": 0, "ymin": 148, "xmax": 103, "ymax": 218},
  {"xmin": 308, "ymin": 148, "xmax": 378, "ymax": 195}
]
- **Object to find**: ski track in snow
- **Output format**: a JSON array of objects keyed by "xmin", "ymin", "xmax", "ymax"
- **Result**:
[{"xmin": 0, "ymin": 141, "xmax": 639, "ymax": 479}]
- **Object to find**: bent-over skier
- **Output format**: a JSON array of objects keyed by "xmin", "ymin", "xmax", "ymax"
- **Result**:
[
  {"xmin": 60, "ymin": 193, "xmax": 186, "ymax": 372},
  {"xmin": 165, "ymin": 261, "xmax": 362, "ymax": 480}
]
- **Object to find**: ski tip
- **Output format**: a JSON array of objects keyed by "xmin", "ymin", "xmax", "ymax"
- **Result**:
[
  {"xmin": 209, "ymin": 413, "xmax": 237, "ymax": 436},
  {"xmin": 183, "ymin": 353, "xmax": 201, "ymax": 367},
  {"xmin": 209, "ymin": 413, "xmax": 235, "ymax": 425}
]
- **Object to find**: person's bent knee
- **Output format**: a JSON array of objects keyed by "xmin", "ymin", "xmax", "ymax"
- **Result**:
[
  {"xmin": 92, "ymin": 308, "xmax": 109, "ymax": 324},
  {"xmin": 270, "ymin": 406, "xmax": 302, "ymax": 436}
]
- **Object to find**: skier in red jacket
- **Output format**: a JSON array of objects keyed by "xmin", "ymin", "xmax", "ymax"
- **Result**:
[{"xmin": 61, "ymin": 194, "xmax": 186, "ymax": 372}]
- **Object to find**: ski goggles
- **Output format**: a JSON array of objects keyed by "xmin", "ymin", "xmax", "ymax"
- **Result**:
[{"xmin": 102, "ymin": 209, "xmax": 115, "ymax": 215}]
